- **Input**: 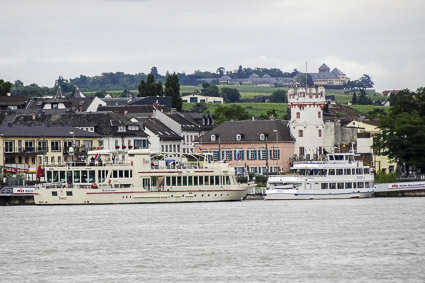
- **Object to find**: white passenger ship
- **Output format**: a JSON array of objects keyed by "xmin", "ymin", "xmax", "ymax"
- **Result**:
[
  {"xmin": 34, "ymin": 149, "xmax": 254, "ymax": 205},
  {"xmin": 265, "ymin": 153, "xmax": 375, "ymax": 200}
]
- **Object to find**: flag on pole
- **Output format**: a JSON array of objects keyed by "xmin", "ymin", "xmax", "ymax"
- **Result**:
[{"xmin": 198, "ymin": 148, "xmax": 203, "ymax": 154}]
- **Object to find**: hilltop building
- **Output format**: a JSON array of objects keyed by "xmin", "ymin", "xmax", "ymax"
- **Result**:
[
  {"xmin": 182, "ymin": 94, "xmax": 223, "ymax": 104},
  {"xmin": 199, "ymin": 74, "xmax": 296, "ymax": 87},
  {"xmin": 308, "ymin": 63, "xmax": 350, "ymax": 86}
]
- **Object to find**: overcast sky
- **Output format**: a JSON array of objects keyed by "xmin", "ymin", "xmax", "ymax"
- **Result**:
[{"xmin": 1, "ymin": 0, "xmax": 424, "ymax": 92}]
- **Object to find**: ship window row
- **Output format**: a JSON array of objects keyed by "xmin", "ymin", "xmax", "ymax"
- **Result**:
[
  {"xmin": 51, "ymin": 190, "xmax": 72, "ymax": 196},
  {"xmin": 235, "ymin": 166, "xmax": 280, "ymax": 175},
  {"xmin": 46, "ymin": 170, "xmax": 110, "ymax": 184},
  {"xmin": 165, "ymin": 175, "xmax": 233, "ymax": 187},
  {"xmin": 298, "ymin": 168, "xmax": 370, "ymax": 176},
  {"xmin": 112, "ymin": 170, "xmax": 132, "ymax": 179},
  {"xmin": 320, "ymin": 182, "xmax": 372, "ymax": 189}
]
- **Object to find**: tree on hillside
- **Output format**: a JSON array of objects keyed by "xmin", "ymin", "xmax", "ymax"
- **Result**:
[
  {"xmin": 13, "ymin": 82, "xmax": 53, "ymax": 97},
  {"xmin": 220, "ymin": 87, "xmax": 240, "ymax": 103},
  {"xmin": 55, "ymin": 76, "xmax": 75, "ymax": 94},
  {"xmin": 236, "ymin": 65, "xmax": 245, "ymax": 78},
  {"xmin": 94, "ymin": 91, "xmax": 106, "ymax": 98},
  {"xmin": 352, "ymin": 92, "xmax": 357, "ymax": 104},
  {"xmin": 213, "ymin": 105, "xmax": 251, "ymax": 124},
  {"xmin": 359, "ymin": 74, "xmax": 374, "ymax": 90},
  {"xmin": 164, "ymin": 72, "xmax": 182, "ymax": 111},
  {"xmin": 295, "ymin": 73, "xmax": 314, "ymax": 86},
  {"xmin": 201, "ymin": 83, "xmax": 220, "ymax": 97},
  {"xmin": 150, "ymin": 66, "xmax": 161, "ymax": 80},
  {"xmin": 13, "ymin": 80, "xmax": 24, "ymax": 96},
  {"xmin": 347, "ymin": 74, "xmax": 374, "ymax": 91},
  {"xmin": 373, "ymin": 89, "xmax": 425, "ymax": 173},
  {"xmin": 367, "ymin": 108, "xmax": 386, "ymax": 120},
  {"xmin": 0, "ymin": 79, "xmax": 12, "ymax": 96},
  {"xmin": 269, "ymin": 89, "xmax": 288, "ymax": 103},
  {"xmin": 192, "ymin": 103, "xmax": 208, "ymax": 113},
  {"xmin": 357, "ymin": 89, "xmax": 372, "ymax": 105},
  {"xmin": 216, "ymin": 67, "xmax": 225, "ymax": 76},
  {"xmin": 259, "ymin": 109, "xmax": 279, "ymax": 119},
  {"xmin": 138, "ymin": 73, "xmax": 163, "ymax": 97}
]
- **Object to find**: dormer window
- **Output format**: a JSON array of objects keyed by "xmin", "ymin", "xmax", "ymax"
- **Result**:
[
  {"xmin": 117, "ymin": 126, "xmax": 126, "ymax": 132},
  {"xmin": 211, "ymin": 135, "xmax": 216, "ymax": 141},
  {"xmin": 236, "ymin": 134, "xmax": 241, "ymax": 141},
  {"xmin": 260, "ymin": 134, "xmax": 265, "ymax": 141}
]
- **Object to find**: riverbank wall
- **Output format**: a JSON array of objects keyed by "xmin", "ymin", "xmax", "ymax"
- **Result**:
[{"xmin": 0, "ymin": 195, "xmax": 35, "ymax": 205}]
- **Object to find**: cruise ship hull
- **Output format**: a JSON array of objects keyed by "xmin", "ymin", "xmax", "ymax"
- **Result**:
[
  {"xmin": 34, "ymin": 187, "xmax": 251, "ymax": 205},
  {"xmin": 265, "ymin": 188, "xmax": 374, "ymax": 200}
]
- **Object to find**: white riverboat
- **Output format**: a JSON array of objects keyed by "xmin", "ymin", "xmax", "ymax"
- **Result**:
[
  {"xmin": 34, "ymin": 149, "xmax": 254, "ymax": 205},
  {"xmin": 265, "ymin": 153, "xmax": 375, "ymax": 200}
]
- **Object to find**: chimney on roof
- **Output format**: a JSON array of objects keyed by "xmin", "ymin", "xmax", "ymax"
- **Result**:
[
  {"xmin": 171, "ymin": 108, "xmax": 176, "ymax": 114},
  {"xmin": 32, "ymin": 113, "xmax": 36, "ymax": 120}
]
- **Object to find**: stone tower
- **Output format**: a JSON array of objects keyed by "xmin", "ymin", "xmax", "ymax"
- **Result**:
[{"xmin": 288, "ymin": 85, "xmax": 326, "ymax": 160}]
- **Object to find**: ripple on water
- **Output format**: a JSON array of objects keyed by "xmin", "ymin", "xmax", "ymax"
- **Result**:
[{"xmin": 1, "ymin": 198, "xmax": 425, "ymax": 282}]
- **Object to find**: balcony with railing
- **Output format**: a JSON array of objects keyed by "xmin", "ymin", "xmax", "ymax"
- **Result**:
[
  {"xmin": 63, "ymin": 146, "xmax": 96, "ymax": 155},
  {"xmin": 5, "ymin": 146, "xmax": 49, "ymax": 155}
]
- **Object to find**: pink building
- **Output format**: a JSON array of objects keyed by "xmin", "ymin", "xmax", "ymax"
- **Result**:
[{"xmin": 195, "ymin": 120, "xmax": 295, "ymax": 175}]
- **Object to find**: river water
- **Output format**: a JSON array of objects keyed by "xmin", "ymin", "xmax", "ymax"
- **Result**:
[{"xmin": 1, "ymin": 198, "xmax": 424, "ymax": 282}]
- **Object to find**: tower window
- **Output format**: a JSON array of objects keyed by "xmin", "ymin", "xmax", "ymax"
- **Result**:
[
  {"xmin": 296, "ymin": 112, "xmax": 300, "ymax": 119},
  {"xmin": 318, "ymin": 111, "xmax": 321, "ymax": 118},
  {"xmin": 319, "ymin": 129, "xmax": 322, "ymax": 137},
  {"xmin": 298, "ymin": 130, "xmax": 303, "ymax": 137}
]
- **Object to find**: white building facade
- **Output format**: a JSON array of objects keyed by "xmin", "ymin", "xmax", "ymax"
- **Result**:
[{"xmin": 288, "ymin": 86, "xmax": 326, "ymax": 159}]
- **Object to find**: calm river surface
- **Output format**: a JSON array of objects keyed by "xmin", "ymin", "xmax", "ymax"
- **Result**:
[{"xmin": 1, "ymin": 198, "xmax": 425, "ymax": 282}]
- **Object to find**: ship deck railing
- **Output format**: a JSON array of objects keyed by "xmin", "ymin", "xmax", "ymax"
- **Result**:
[
  {"xmin": 45, "ymin": 160, "xmax": 208, "ymax": 169},
  {"xmin": 292, "ymin": 160, "xmax": 355, "ymax": 165}
]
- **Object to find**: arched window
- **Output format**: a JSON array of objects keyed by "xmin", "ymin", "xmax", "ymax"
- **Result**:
[
  {"xmin": 211, "ymin": 135, "xmax": 216, "ymax": 141},
  {"xmin": 236, "ymin": 134, "xmax": 241, "ymax": 141},
  {"xmin": 260, "ymin": 134, "xmax": 265, "ymax": 141}
]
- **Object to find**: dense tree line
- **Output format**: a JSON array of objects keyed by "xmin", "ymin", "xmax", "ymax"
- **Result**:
[
  {"xmin": 138, "ymin": 72, "xmax": 182, "ymax": 110},
  {"xmin": 4, "ymin": 67, "xmax": 374, "ymax": 96},
  {"xmin": 346, "ymin": 74, "xmax": 374, "ymax": 91},
  {"xmin": 373, "ymin": 88, "xmax": 425, "ymax": 174},
  {"xmin": 71, "ymin": 72, "xmax": 148, "ymax": 92},
  {"xmin": 8, "ymin": 80, "xmax": 55, "ymax": 97},
  {"xmin": 198, "ymin": 83, "xmax": 241, "ymax": 103},
  {"xmin": 268, "ymin": 89, "xmax": 288, "ymax": 103},
  {"xmin": 228, "ymin": 65, "xmax": 297, "ymax": 79},
  {"xmin": 0, "ymin": 79, "xmax": 12, "ymax": 96},
  {"xmin": 213, "ymin": 104, "xmax": 251, "ymax": 124},
  {"xmin": 67, "ymin": 66, "xmax": 299, "ymax": 90}
]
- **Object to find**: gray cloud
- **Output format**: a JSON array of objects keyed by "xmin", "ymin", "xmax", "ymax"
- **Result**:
[{"xmin": 0, "ymin": 0, "xmax": 424, "ymax": 91}]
